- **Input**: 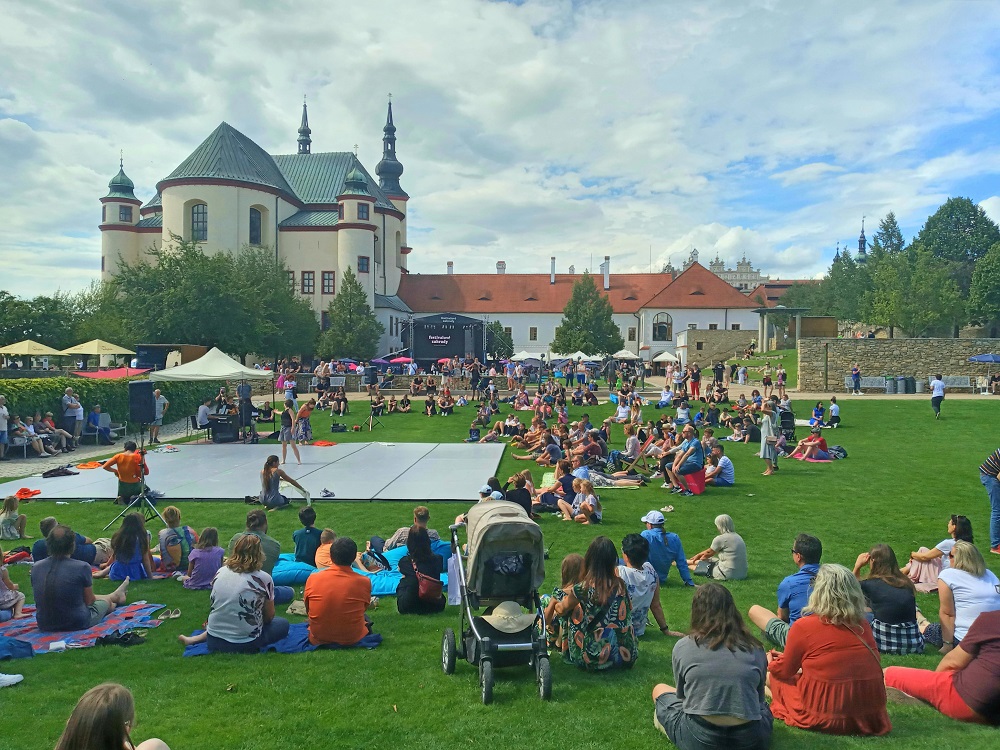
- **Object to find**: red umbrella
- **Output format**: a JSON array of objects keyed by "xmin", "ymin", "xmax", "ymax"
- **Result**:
[
  {"xmin": 437, "ymin": 357, "xmax": 451, "ymax": 364},
  {"xmin": 72, "ymin": 367, "xmax": 150, "ymax": 379},
  {"xmin": 390, "ymin": 357, "xmax": 412, "ymax": 364}
]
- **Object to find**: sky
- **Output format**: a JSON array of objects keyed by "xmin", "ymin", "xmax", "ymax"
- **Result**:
[{"xmin": 3, "ymin": 0, "xmax": 1000, "ymax": 297}]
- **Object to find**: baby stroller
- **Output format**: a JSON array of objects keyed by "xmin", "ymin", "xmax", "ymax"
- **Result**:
[
  {"xmin": 778, "ymin": 409, "xmax": 796, "ymax": 442},
  {"xmin": 443, "ymin": 502, "xmax": 550, "ymax": 704}
]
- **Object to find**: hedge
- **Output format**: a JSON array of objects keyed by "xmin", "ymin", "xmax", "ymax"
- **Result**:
[{"xmin": 0, "ymin": 376, "xmax": 225, "ymax": 427}]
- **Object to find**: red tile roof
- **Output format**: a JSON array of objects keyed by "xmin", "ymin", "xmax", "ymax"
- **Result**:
[
  {"xmin": 396, "ymin": 263, "xmax": 759, "ymax": 314},
  {"xmin": 748, "ymin": 279, "xmax": 818, "ymax": 306}
]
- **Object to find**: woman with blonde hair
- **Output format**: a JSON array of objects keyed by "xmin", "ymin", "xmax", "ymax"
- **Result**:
[
  {"xmin": 177, "ymin": 534, "xmax": 289, "ymax": 653},
  {"xmin": 768, "ymin": 564, "xmax": 891, "ymax": 736},
  {"xmin": 920, "ymin": 540, "xmax": 1000, "ymax": 652},
  {"xmin": 54, "ymin": 682, "xmax": 169, "ymax": 750},
  {"xmin": 155, "ymin": 506, "xmax": 198, "ymax": 574}
]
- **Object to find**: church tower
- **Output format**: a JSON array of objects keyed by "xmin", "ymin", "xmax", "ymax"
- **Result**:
[
  {"xmin": 297, "ymin": 98, "xmax": 312, "ymax": 155},
  {"xmin": 857, "ymin": 217, "xmax": 868, "ymax": 264},
  {"xmin": 375, "ymin": 98, "xmax": 410, "ymax": 279},
  {"xmin": 100, "ymin": 159, "xmax": 141, "ymax": 278}
]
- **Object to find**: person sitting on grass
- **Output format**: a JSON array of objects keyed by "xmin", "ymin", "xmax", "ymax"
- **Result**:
[
  {"xmin": 808, "ymin": 401, "xmax": 826, "ymax": 427},
  {"xmin": 789, "ymin": 427, "xmax": 828, "ymax": 459},
  {"xmin": 423, "ymin": 393, "xmax": 437, "ymax": 417},
  {"xmin": 314, "ymin": 529, "xmax": 337, "ymax": 568},
  {"xmin": 156, "ymin": 506, "xmax": 198, "ymax": 574},
  {"xmin": 543, "ymin": 553, "xmax": 584, "ymax": 651},
  {"xmin": 396, "ymin": 526, "xmax": 446, "ymax": 615},
  {"xmin": 704, "ymin": 443, "xmax": 735, "ymax": 487},
  {"xmin": 884, "ymin": 609, "xmax": 1000, "ymax": 725},
  {"xmin": 532, "ymin": 460, "xmax": 574, "ymax": 514},
  {"xmin": 383, "ymin": 505, "xmax": 441, "ymax": 551},
  {"xmin": 617, "ymin": 533, "xmax": 683, "ymax": 638},
  {"xmin": 687, "ymin": 514, "xmax": 748, "ymax": 581},
  {"xmin": 640, "ymin": 511, "xmax": 696, "ymax": 587},
  {"xmin": 228, "ymin": 509, "xmax": 294, "ymax": 604},
  {"xmin": 0, "ymin": 543, "xmax": 28, "ymax": 619},
  {"xmin": 478, "ymin": 424, "xmax": 501, "ymax": 443},
  {"xmin": 903, "ymin": 513, "xmax": 973, "ymax": 592},
  {"xmin": 304, "ymin": 537, "xmax": 378, "ymax": 646},
  {"xmin": 919, "ymin": 541, "xmax": 1000, "ymax": 653},
  {"xmin": 552, "ymin": 536, "xmax": 638, "ymax": 671},
  {"xmin": 54, "ymin": 683, "xmax": 170, "ymax": 750},
  {"xmin": 178, "ymin": 534, "xmax": 290, "ymax": 653},
  {"xmin": 558, "ymin": 478, "xmax": 602, "ymax": 524},
  {"xmin": 32, "ymin": 516, "xmax": 109, "ymax": 565},
  {"xmin": 102, "ymin": 441, "xmax": 148, "ymax": 506},
  {"xmin": 94, "ymin": 513, "xmax": 153, "ymax": 581},
  {"xmin": 748, "ymin": 533, "xmax": 822, "ymax": 648},
  {"xmin": 31, "ymin": 525, "xmax": 131, "ymax": 633},
  {"xmin": 180, "ymin": 527, "xmax": 224, "ymax": 591},
  {"xmin": 398, "ymin": 394, "xmax": 411, "ymax": 413},
  {"xmin": 651, "ymin": 583, "xmax": 772, "ymax": 749},
  {"xmin": 386, "ymin": 395, "xmax": 398, "ymax": 414},
  {"xmin": 663, "ymin": 424, "xmax": 704, "ymax": 496},
  {"xmin": 853, "ymin": 544, "xmax": 924, "ymax": 654},
  {"xmin": 293, "ymin": 506, "xmax": 322, "ymax": 566},
  {"xmin": 0, "ymin": 496, "xmax": 30, "ymax": 540}
]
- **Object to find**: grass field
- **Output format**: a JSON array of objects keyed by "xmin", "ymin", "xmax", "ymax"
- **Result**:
[
  {"xmin": 1, "ymin": 395, "xmax": 997, "ymax": 749},
  {"xmin": 726, "ymin": 349, "xmax": 798, "ymax": 387}
]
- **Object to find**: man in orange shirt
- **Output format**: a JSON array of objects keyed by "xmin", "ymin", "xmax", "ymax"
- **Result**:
[
  {"xmin": 102, "ymin": 441, "xmax": 148, "ymax": 504},
  {"xmin": 304, "ymin": 537, "xmax": 375, "ymax": 646}
]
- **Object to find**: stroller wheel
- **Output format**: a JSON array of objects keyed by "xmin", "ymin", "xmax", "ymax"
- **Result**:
[
  {"xmin": 537, "ymin": 656, "xmax": 552, "ymax": 701},
  {"xmin": 480, "ymin": 660, "xmax": 494, "ymax": 705},
  {"xmin": 442, "ymin": 628, "xmax": 456, "ymax": 675}
]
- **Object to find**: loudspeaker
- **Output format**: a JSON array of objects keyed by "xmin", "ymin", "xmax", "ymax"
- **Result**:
[
  {"xmin": 128, "ymin": 380, "xmax": 156, "ymax": 424},
  {"xmin": 362, "ymin": 366, "xmax": 378, "ymax": 385},
  {"xmin": 212, "ymin": 422, "xmax": 238, "ymax": 443}
]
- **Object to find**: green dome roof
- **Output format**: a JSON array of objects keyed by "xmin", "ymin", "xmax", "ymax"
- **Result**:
[
  {"xmin": 341, "ymin": 165, "xmax": 371, "ymax": 196},
  {"xmin": 104, "ymin": 165, "xmax": 137, "ymax": 200}
]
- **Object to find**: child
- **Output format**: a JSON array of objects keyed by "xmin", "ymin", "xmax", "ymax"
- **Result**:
[
  {"xmin": 463, "ymin": 423, "xmax": 482, "ymax": 443},
  {"xmin": 542, "ymin": 553, "xmax": 585, "ymax": 651},
  {"xmin": 571, "ymin": 479, "xmax": 602, "ymax": 525},
  {"xmin": 314, "ymin": 529, "xmax": 337, "ymax": 569},
  {"xmin": 616, "ymin": 533, "xmax": 682, "ymax": 637},
  {"xmin": 181, "ymin": 528, "xmax": 224, "ymax": 590},
  {"xmin": 0, "ymin": 545, "xmax": 27, "ymax": 620},
  {"xmin": 0, "ymin": 496, "xmax": 29, "ymax": 541},
  {"xmin": 293, "ymin": 507, "xmax": 322, "ymax": 567}
]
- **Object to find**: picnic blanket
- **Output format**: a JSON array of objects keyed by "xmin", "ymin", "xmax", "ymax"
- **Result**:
[
  {"xmin": 789, "ymin": 453, "xmax": 832, "ymax": 463},
  {"xmin": 0, "ymin": 602, "xmax": 164, "ymax": 654},
  {"xmin": 182, "ymin": 623, "xmax": 382, "ymax": 656}
]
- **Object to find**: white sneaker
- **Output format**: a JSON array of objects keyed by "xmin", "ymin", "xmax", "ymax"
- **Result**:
[{"xmin": 0, "ymin": 674, "xmax": 24, "ymax": 688}]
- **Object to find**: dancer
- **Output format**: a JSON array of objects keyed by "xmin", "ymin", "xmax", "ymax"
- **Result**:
[
  {"xmin": 260, "ymin": 455, "xmax": 310, "ymax": 511},
  {"xmin": 279, "ymin": 399, "xmax": 301, "ymax": 465}
]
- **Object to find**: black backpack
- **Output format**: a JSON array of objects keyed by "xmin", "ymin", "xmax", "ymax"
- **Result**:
[{"xmin": 829, "ymin": 445, "xmax": 848, "ymax": 460}]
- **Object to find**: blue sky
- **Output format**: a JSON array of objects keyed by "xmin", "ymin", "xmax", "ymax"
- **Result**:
[{"xmin": 2, "ymin": 0, "xmax": 1000, "ymax": 295}]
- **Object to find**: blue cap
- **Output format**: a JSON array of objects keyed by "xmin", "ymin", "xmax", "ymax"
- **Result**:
[
  {"xmin": 480, "ymin": 485, "xmax": 493, "ymax": 495},
  {"xmin": 490, "ymin": 491, "xmax": 505, "ymax": 501}
]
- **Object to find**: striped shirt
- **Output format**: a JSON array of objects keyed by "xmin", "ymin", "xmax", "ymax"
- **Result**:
[{"xmin": 981, "ymin": 449, "xmax": 1000, "ymax": 477}]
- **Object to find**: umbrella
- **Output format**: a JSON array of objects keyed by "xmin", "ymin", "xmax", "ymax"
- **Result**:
[
  {"xmin": 60, "ymin": 339, "xmax": 135, "ymax": 356},
  {"xmin": 0, "ymin": 339, "xmax": 63, "ymax": 356},
  {"xmin": 371, "ymin": 358, "xmax": 389, "ymax": 365},
  {"xmin": 968, "ymin": 354, "xmax": 1000, "ymax": 363},
  {"xmin": 73, "ymin": 367, "xmax": 150, "ymax": 379},
  {"xmin": 653, "ymin": 351, "xmax": 680, "ymax": 363},
  {"xmin": 339, "ymin": 358, "xmax": 358, "ymax": 364},
  {"xmin": 612, "ymin": 349, "xmax": 640, "ymax": 360},
  {"xmin": 390, "ymin": 356, "xmax": 413, "ymax": 364},
  {"xmin": 437, "ymin": 357, "xmax": 451, "ymax": 364}
]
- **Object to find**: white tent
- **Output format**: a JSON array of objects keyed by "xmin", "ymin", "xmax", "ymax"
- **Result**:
[
  {"xmin": 555, "ymin": 350, "xmax": 600, "ymax": 362},
  {"xmin": 150, "ymin": 347, "xmax": 273, "ymax": 381},
  {"xmin": 612, "ymin": 349, "xmax": 640, "ymax": 360},
  {"xmin": 510, "ymin": 350, "xmax": 541, "ymax": 362},
  {"xmin": 653, "ymin": 350, "xmax": 680, "ymax": 363}
]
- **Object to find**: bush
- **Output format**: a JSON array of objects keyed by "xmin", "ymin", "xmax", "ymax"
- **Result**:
[{"xmin": 0, "ymin": 376, "xmax": 225, "ymax": 425}]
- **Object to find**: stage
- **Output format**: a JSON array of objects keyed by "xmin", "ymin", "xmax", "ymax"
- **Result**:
[{"xmin": 4, "ymin": 443, "xmax": 506, "ymax": 502}]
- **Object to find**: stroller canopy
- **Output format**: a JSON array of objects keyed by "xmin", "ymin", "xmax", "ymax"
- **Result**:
[{"xmin": 465, "ymin": 502, "xmax": 545, "ymax": 595}]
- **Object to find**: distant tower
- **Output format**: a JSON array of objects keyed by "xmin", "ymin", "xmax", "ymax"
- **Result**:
[
  {"xmin": 857, "ymin": 216, "xmax": 868, "ymax": 264},
  {"xmin": 297, "ymin": 97, "xmax": 312, "ymax": 155},
  {"xmin": 834, "ymin": 241, "xmax": 841, "ymax": 262},
  {"xmin": 375, "ymin": 99, "xmax": 406, "ymax": 197},
  {"xmin": 100, "ymin": 157, "xmax": 141, "ymax": 279}
]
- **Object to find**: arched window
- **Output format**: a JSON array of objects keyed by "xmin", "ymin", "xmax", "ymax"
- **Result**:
[
  {"xmin": 191, "ymin": 203, "xmax": 208, "ymax": 242},
  {"xmin": 249, "ymin": 207, "xmax": 262, "ymax": 245},
  {"xmin": 652, "ymin": 312, "xmax": 673, "ymax": 342}
]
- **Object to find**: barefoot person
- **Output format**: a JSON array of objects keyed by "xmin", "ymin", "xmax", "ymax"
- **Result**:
[
  {"xmin": 260, "ymin": 454, "xmax": 310, "ymax": 511},
  {"xmin": 30, "ymin": 524, "xmax": 130, "ymax": 632},
  {"xmin": 279, "ymin": 399, "xmax": 301, "ymax": 465}
]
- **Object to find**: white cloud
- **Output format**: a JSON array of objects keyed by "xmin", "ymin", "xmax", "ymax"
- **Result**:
[{"xmin": 3, "ymin": 0, "xmax": 1000, "ymax": 296}]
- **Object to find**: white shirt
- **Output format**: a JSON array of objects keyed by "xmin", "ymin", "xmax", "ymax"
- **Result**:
[
  {"xmin": 829, "ymin": 403, "xmax": 840, "ymax": 417},
  {"xmin": 938, "ymin": 567, "xmax": 1000, "ymax": 641},
  {"xmin": 0, "ymin": 405, "xmax": 7, "ymax": 431},
  {"xmin": 935, "ymin": 538, "xmax": 956, "ymax": 570},
  {"xmin": 616, "ymin": 562, "xmax": 657, "ymax": 636},
  {"xmin": 931, "ymin": 379, "xmax": 946, "ymax": 397},
  {"xmin": 197, "ymin": 404, "xmax": 211, "ymax": 427},
  {"xmin": 207, "ymin": 567, "xmax": 274, "ymax": 643}
]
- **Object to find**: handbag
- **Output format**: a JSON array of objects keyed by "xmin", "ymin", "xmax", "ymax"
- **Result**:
[
  {"xmin": 693, "ymin": 560, "xmax": 720, "ymax": 578},
  {"xmin": 765, "ymin": 436, "xmax": 778, "ymax": 446},
  {"xmin": 413, "ymin": 561, "xmax": 443, "ymax": 602}
]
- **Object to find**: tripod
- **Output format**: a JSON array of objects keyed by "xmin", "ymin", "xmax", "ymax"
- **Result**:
[
  {"xmin": 367, "ymin": 394, "xmax": 384, "ymax": 432},
  {"xmin": 103, "ymin": 426, "xmax": 164, "ymax": 531}
]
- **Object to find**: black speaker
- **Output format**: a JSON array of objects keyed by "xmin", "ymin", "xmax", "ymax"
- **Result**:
[
  {"xmin": 128, "ymin": 380, "xmax": 156, "ymax": 424},
  {"xmin": 362, "ymin": 366, "xmax": 378, "ymax": 385},
  {"xmin": 212, "ymin": 422, "xmax": 238, "ymax": 443}
]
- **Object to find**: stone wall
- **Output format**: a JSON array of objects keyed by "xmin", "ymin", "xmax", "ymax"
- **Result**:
[
  {"xmin": 797, "ymin": 337, "xmax": 1000, "ymax": 391},
  {"xmin": 679, "ymin": 330, "xmax": 756, "ymax": 367}
]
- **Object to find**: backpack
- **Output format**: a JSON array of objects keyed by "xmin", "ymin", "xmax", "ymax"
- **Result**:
[{"xmin": 829, "ymin": 445, "xmax": 848, "ymax": 460}]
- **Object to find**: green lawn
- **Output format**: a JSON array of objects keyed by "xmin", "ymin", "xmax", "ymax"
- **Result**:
[
  {"xmin": 1, "ymin": 397, "xmax": 997, "ymax": 749},
  {"xmin": 727, "ymin": 349, "xmax": 798, "ymax": 388}
]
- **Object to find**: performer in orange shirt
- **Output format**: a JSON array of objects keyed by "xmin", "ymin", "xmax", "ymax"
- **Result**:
[{"xmin": 103, "ymin": 441, "xmax": 149, "ymax": 504}]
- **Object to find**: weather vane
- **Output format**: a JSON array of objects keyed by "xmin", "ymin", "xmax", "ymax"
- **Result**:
[{"xmin": 353, "ymin": 144, "xmax": 359, "ymax": 156}]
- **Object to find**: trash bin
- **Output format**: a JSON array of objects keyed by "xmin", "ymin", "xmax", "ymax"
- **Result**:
[
  {"xmin": 885, "ymin": 376, "xmax": 896, "ymax": 394},
  {"xmin": 905, "ymin": 376, "xmax": 916, "ymax": 394},
  {"xmin": 915, "ymin": 379, "xmax": 925, "ymax": 394}
]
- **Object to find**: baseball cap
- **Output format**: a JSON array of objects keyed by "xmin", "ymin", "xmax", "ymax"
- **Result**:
[
  {"xmin": 479, "ymin": 485, "xmax": 493, "ymax": 495},
  {"xmin": 490, "ymin": 491, "xmax": 505, "ymax": 501},
  {"xmin": 641, "ymin": 510, "xmax": 665, "ymax": 525}
]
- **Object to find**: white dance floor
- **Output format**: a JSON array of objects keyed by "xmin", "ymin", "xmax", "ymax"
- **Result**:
[{"xmin": 2, "ymin": 442, "xmax": 506, "ymax": 502}]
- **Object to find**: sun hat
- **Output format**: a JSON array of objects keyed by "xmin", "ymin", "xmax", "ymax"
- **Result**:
[
  {"xmin": 480, "ymin": 485, "xmax": 493, "ymax": 496},
  {"xmin": 641, "ymin": 510, "xmax": 665, "ymax": 525},
  {"xmin": 482, "ymin": 601, "xmax": 537, "ymax": 633}
]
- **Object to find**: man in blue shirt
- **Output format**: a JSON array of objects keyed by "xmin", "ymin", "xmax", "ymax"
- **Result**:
[
  {"xmin": 640, "ymin": 510, "xmax": 696, "ymax": 587},
  {"xmin": 748, "ymin": 533, "xmax": 822, "ymax": 647}
]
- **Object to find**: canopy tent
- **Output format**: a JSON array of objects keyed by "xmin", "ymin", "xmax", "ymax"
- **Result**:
[
  {"xmin": 150, "ymin": 347, "xmax": 273, "ymax": 381},
  {"xmin": 73, "ymin": 367, "xmax": 150, "ymax": 379},
  {"xmin": 60, "ymin": 339, "xmax": 135, "ymax": 356},
  {"xmin": 510, "ymin": 350, "xmax": 541, "ymax": 362},
  {"xmin": 612, "ymin": 349, "xmax": 640, "ymax": 360},
  {"xmin": 653, "ymin": 351, "xmax": 680, "ymax": 363},
  {"xmin": 554, "ymin": 350, "xmax": 599, "ymax": 362},
  {"xmin": 0, "ymin": 339, "xmax": 63, "ymax": 356}
]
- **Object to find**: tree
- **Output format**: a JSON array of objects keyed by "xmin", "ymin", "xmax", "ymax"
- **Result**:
[
  {"xmin": 969, "ymin": 241, "xmax": 1000, "ymax": 327},
  {"xmin": 868, "ymin": 211, "xmax": 905, "ymax": 263},
  {"xmin": 317, "ymin": 267, "xmax": 385, "ymax": 361},
  {"xmin": 484, "ymin": 320, "xmax": 513, "ymax": 361},
  {"xmin": 0, "ymin": 290, "xmax": 78, "ymax": 350},
  {"xmin": 869, "ymin": 247, "xmax": 964, "ymax": 337},
  {"xmin": 550, "ymin": 272, "xmax": 624, "ymax": 355},
  {"xmin": 914, "ymin": 197, "xmax": 1000, "ymax": 295}
]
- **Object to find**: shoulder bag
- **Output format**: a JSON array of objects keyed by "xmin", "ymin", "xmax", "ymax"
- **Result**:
[{"xmin": 413, "ymin": 560, "xmax": 443, "ymax": 602}]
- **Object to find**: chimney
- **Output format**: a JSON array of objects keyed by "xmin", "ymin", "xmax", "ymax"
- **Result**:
[
  {"xmin": 602, "ymin": 255, "xmax": 610, "ymax": 290},
  {"xmin": 446, "ymin": 261, "xmax": 454, "ymax": 275},
  {"xmin": 496, "ymin": 261, "xmax": 506, "ymax": 275},
  {"xmin": 550, "ymin": 256, "xmax": 556, "ymax": 285}
]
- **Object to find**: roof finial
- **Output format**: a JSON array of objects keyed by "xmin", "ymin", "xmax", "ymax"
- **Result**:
[
  {"xmin": 353, "ymin": 143, "xmax": 359, "ymax": 157},
  {"xmin": 297, "ymin": 96, "xmax": 312, "ymax": 154},
  {"xmin": 119, "ymin": 150, "xmax": 123, "ymax": 169}
]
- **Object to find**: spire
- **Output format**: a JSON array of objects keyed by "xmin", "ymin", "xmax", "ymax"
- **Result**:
[
  {"xmin": 297, "ymin": 96, "xmax": 312, "ymax": 155},
  {"xmin": 376, "ymin": 94, "xmax": 407, "ymax": 196},
  {"xmin": 104, "ymin": 157, "xmax": 137, "ymax": 201},
  {"xmin": 857, "ymin": 215, "xmax": 867, "ymax": 260},
  {"xmin": 834, "ymin": 241, "xmax": 841, "ymax": 262}
]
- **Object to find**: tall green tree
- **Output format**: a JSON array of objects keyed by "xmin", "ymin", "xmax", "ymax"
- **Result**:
[
  {"xmin": 484, "ymin": 320, "xmax": 514, "ymax": 361},
  {"xmin": 317, "ymin": 267, "xmax": 385, "ymax": 361},
  {"xmin": 914, "ymin": 197, "xmax": 1000, "ymax": 295},
  {"xmin": 550, "ymin": 272, "xmax": 624, "ymax": 356},
  {"xmin": 868, "ymin": 211, "xmax": 905, "ymax": 263},
  {"xmin": 969, "ymin": 241, "xmax": 1000, "ymax": 327},
  {"xmin": 869, "ymin": 247, "xmax": 964, "ymax": 337}
]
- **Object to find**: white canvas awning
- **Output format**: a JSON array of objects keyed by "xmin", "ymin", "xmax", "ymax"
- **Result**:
[
  {"xmin": 653, "ymin": 350, "xmax": 680, "ymax": 363},
  {"xmin": 510, "ymin": 350, "xmax": 541, "ymax": 362},
  {"xmin": 612, "ymin": 349, "xmax": 640, "ymax": 360},
  {"xmin": 150, "ymin": 347, "xmax": 273, "ymax": 381}
]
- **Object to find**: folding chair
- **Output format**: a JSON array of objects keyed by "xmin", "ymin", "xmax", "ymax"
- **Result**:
[
  {"xmin": 189, "ymin": 415, "xmax": 209, "ymax": 443},
  {"xmin": 622, "ymin": 435, "xmax": 656, "ymax": 474}
]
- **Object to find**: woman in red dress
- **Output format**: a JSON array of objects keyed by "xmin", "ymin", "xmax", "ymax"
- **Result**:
[{"xmin": 767, "ymin": 564, "xmax": 891, "ymax": 736}]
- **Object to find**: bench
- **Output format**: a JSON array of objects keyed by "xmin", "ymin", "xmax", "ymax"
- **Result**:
[
  {"xmin": 843, "ymin": 376, "xmax": 889, "ymax": 393},
  {"xmin": 931, "ymin": 376, "xmax": 975, "ymax": 391}
]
